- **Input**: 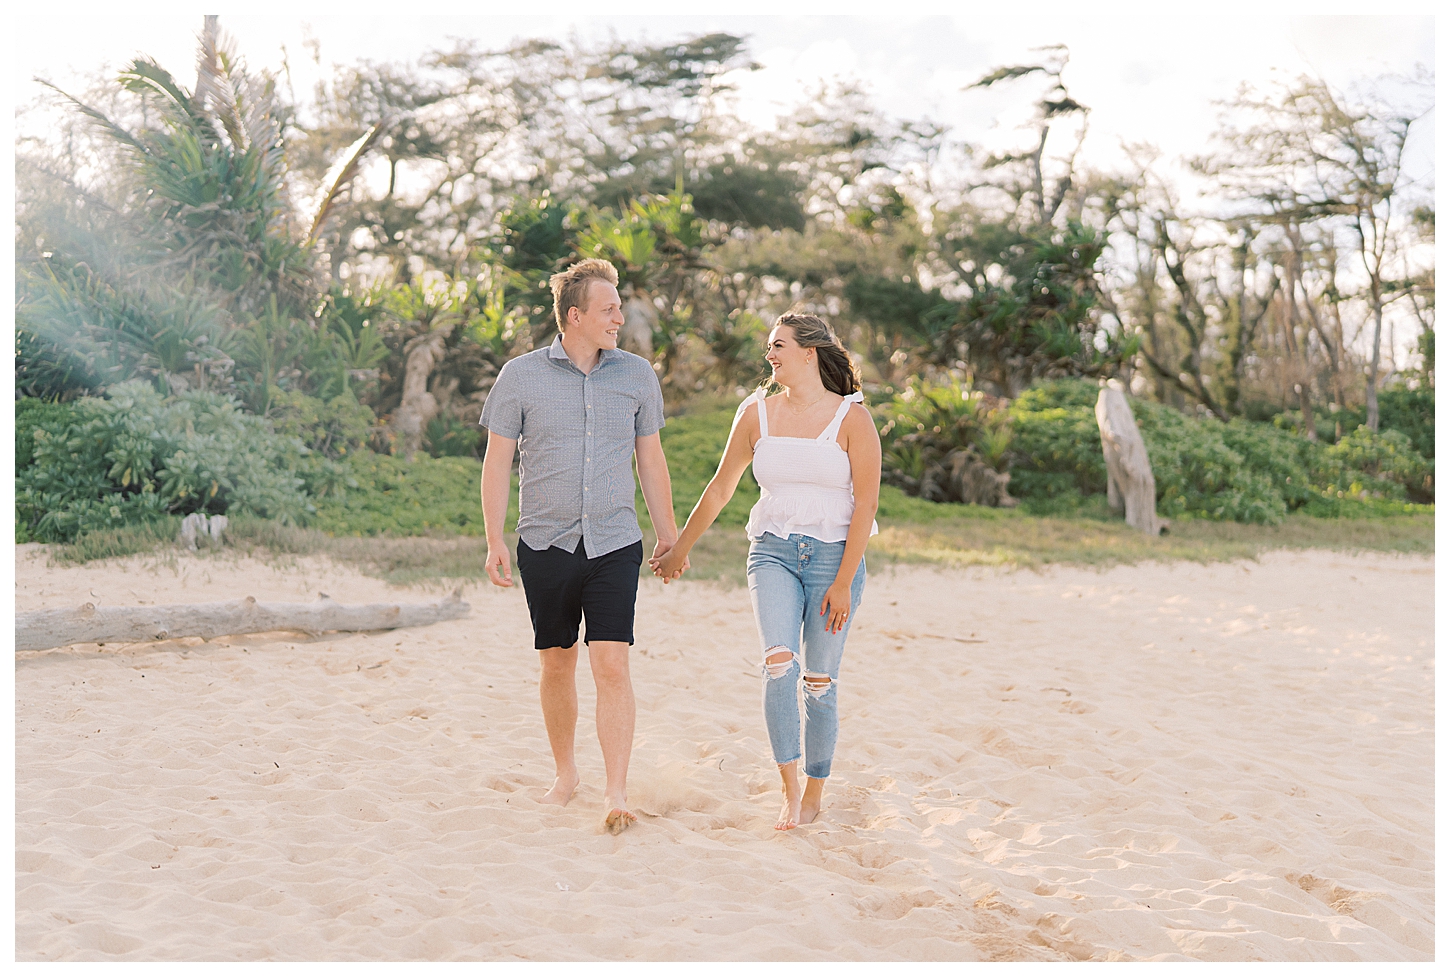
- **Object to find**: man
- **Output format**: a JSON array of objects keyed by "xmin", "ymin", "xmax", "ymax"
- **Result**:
[{"xmin": 479, "ymin": 258, "xmax": 684, "ymax": 834}]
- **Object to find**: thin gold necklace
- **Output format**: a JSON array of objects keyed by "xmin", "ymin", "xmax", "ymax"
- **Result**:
[{"xmin": 784, "ymin": 390, "xmax": 826, "ymax": 414}]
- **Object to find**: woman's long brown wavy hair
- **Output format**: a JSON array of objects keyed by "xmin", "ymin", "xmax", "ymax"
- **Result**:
[{"xmin": 771, "ymin": 312, "xmax": 861, "ymax": 396}]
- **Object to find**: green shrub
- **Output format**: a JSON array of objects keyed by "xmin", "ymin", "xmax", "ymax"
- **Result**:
[
  {"xmin": 269, "ymin": 389, "xmax": 377, "ymax": 460},
  {"xmin": 873, "ymin": 379, "xmax": 1012, "ymax": 502},
  {"xmin": 1011, "ymin": 377, "xmax": 1102, "ymax": 412},
  {"xmin": 1272, "ymin": 384, "xmax": 1433, "ymax": 459},
  {"xmin": 425, "ymin": 413, "xmax": 483, "ymax": 458},
  {"xmin": 1377, "ymin": 385, "xmax": 1434, "ymax": 459},
  {"xmin": 311, "ymin": 452, "xmax": 497, "ymax": 536},
  {"xmin": 1130, "ymin": 401, "xmax": 1288, "ymax": 524},
  {"xmin": 1010, "ymin": 383, "xmax": 1291, "ymax": 524},
  {"xmin": 16, "ymin": 382, "xmax": 315, "ymax": 542},
  {"xmin": 1007, "ymin": 379, "xmax": 1107, "ymax": 500},
  {"xmin": 1312, "ymin": 426, "xmax": 1434, "ymax": 503},
  {"xmin": 1000, "ymin": 379, "xmax": 1433, "ymax": 523},
  {"xmin": 15, "ymin": 398, "xmax": 81, "ymax": 470},
  {"xmin": 1216, "ymin": 419, "xmax": 1321, "ymax": 510}
]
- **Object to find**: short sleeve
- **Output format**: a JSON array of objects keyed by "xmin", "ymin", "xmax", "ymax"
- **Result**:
[
  {"xmin": 634, "ymin": 364, "xmax": 666, "ymax": 437},
  {"xmin": 479, "ymin": 359, "xmax": 524, "ymax": 439}
]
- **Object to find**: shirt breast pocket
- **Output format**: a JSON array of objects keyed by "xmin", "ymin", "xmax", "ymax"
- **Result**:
[{"xmin": 598, "ymin": 397, "xmax": 639, "ymax": 441}]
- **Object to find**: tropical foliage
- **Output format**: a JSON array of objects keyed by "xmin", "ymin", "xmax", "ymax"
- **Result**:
[
  {"xmin": 15, "ymin": 383, "xmax": 338, "ymax": 543},
  {"xmin": 13, "ymin": 18, "xmax": 1433, "ymax": 547}
]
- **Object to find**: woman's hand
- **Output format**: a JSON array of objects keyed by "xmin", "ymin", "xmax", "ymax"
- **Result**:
[
  {"xmin": 819, "ymin": 578, "xmax": 853, "ymax": 633},
  {"xmin": 649, "ymin": 545, "xmax": 689, "ymax": 583}
]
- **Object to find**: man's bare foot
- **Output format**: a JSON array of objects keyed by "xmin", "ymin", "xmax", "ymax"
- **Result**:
[
  {"xmin": 776, "ymin": 763, "xmax": 803, "ymax": 830},
  {"xmin": 542, "ymin": 773, "xmax": 579, "ymax": 807},
  {"xmin": 799, "ymin": 778, "xmax": 825, "ymax": 825},
  {"xmin": 604, "ymin": 808, "xmax": 637, "ymax": 834}
]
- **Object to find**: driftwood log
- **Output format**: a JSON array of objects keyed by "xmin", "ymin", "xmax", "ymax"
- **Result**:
[
  {"xmin": 1095, "ymin": 382, "xmax": 1165, "ymax": 535},
  {"xmin": 14, "ymin": 591, "xmax": 470, "ymax": 653}
]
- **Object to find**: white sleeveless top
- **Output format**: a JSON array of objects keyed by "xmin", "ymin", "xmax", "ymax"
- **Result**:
[{"xmin": 741, "ymin": 389, "xmax": 879, "ymax": 543}]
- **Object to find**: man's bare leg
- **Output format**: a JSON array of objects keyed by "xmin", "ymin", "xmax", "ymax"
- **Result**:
[
  {"xmin": 799, "ymin": 777, "xmax": 826, "ymax": 825},
  {"xmin": 538, "ymin": 645, "xmax": 581, "ymax": 806},
  {"xmin": 588, "ymin": 641, "xmax": 637, "ymax": 833}
]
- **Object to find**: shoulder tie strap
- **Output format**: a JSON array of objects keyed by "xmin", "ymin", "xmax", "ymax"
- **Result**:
[
  {"xmin": 754, "ymin": 387, "xmax": 770, "ymax": 438},
  {"xmin": 818, "ymin": 391, "xmax": 863, "ymax": 442}
]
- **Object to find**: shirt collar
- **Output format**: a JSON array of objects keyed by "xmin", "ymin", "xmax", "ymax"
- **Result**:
[{"xmin": 548, "ymin": 334, "xmax": 621, "ymax": 368}]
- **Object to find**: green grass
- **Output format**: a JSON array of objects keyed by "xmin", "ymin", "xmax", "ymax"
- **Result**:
[
  {"xmin": 868, "ymin": 510, "xmax": 1434, "ymax": 570},
  {"xmin": 47, "ymin": 517, "xmax": 186, "ymax": 565}
]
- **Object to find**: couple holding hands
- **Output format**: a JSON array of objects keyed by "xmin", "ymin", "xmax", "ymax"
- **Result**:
[{"xmin": 480, "ymin": 259, "xmax": 880, "ymax": 834}]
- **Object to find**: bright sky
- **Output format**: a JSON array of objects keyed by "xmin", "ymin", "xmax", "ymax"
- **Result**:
[{"xmin": 13, "ymin": 3, "xmax": 1435, "ymax": 207}]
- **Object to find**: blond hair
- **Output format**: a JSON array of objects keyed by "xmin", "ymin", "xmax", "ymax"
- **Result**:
[{"xmin": 549, "ymin": 258, "xmax": 620, "ymax": 331}]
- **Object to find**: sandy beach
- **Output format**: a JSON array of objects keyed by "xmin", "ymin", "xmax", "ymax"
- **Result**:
[{"xmin": 13, "ymin": 543, "xmax": 1433, "ymax": 961}]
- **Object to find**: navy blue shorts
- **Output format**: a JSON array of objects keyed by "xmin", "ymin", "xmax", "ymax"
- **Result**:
[{"xmin": 515, "ymin": 538, "xmax": 642, "ymax": 650}]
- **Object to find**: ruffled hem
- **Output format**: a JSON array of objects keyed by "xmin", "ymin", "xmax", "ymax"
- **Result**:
[{"xmin": 746, "ymin": 496, "xmax": 878, "ymax": 542}]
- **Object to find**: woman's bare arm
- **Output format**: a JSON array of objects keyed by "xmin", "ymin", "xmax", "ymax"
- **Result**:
[
  {"xmin": 820, "ymin": 403, "xmax": 881, "ymax": 630},
  {"xmin": 650, "ymin": 405, "xmax": 759, "ymax": 580}
]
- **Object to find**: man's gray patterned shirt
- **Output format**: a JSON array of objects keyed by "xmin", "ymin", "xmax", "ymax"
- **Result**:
[{"xmin": 480, "ymin": 335, "xmax": 665, "ymax": 558}]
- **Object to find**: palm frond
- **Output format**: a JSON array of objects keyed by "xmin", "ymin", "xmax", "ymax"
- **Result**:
[
  {"xmin": 121, "ymin": 58, "xmax": 195, "ymax": 112},
  {"xmin": 306, "ymin": 123, "xmax": 385, "ymax": 247},
  {"xmin": 194, "ymin": 16, "xmax": 247, "ymax": 150},
  {"xmin": 35, "ymin": 79, "xmax": 149, "ymax": 157},
  {"xmin": 968, "ymin": 65, "xmax": 1045, "ymax": 90},
  {"xmin": 242, "ymin": 73, "xmax": 285, "ymax": 159},
  {"xmin": 119, "ymin": 57, "xmax": 224, "ymax": 146}
]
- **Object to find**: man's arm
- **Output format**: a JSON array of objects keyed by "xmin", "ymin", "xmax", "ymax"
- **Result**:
[
  {"xmin": 481, "ymin": 430, "xmax": 518, "ymax": 587},
  {"xmin": 634, "ymin": 432, "xmax": 680, "ymax": 562}
]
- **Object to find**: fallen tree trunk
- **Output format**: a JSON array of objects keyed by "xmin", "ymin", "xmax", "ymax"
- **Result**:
[
  {"xmin": 1095, "ymin": 382, "xmax": 1165, "ymax": 536},
  {"xmin": 15, "ymin": 591, "xmax": 470, "ymax": 652}
]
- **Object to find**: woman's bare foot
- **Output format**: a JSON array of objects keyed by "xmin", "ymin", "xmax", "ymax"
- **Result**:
[
  {"xmin": 776, "ymin": 763, "xmax": 803, "ymax": 830},
  {"xmin": 794, "ymin": 776, "xmax": 829, "ymax": 823},
  {"xmin": 542, "ymin": 772, "xmax": 579, "ymax": 807},
  {"xmin": 799, "ymin": 777, "xmax": 825, "ymax": 825}
]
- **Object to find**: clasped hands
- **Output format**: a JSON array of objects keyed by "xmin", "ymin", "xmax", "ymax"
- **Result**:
[{"xmin": 648, "ymin": 538, "xmax": 690, "ymax": 583}]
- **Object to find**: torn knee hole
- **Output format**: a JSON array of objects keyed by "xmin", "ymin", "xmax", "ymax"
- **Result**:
[
  {"xmin": 763, "ymin": 647, "xmax": 795, "ymax": 679},
  {"xmin": 803, "ymin": 672, "xmax": 832, "ymax": 698}
]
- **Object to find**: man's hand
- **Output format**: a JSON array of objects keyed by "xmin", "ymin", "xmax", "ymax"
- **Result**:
[{"xmin": 486, "ymin": 543, "xmax": 513, "ymax": 588}]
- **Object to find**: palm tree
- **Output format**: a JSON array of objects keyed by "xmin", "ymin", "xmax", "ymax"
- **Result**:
[{"xmin": 21, "ymin": 16, "xmax": 382, "ymax": 401}]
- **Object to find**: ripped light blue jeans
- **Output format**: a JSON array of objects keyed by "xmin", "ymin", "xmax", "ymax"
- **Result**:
[{"xmin": 746, "ymin": 532, "xmax": 867, "ymax": 779}]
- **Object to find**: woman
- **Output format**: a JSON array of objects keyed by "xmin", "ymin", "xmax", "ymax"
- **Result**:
[{"xmin": 651, "ymin": 312, "xmax": 881, "ymax": 830}]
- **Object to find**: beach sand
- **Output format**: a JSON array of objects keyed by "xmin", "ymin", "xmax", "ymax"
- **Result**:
[{"xmin": 13, "ymin": 543, "xmax": 1434, "ymax": 961}]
